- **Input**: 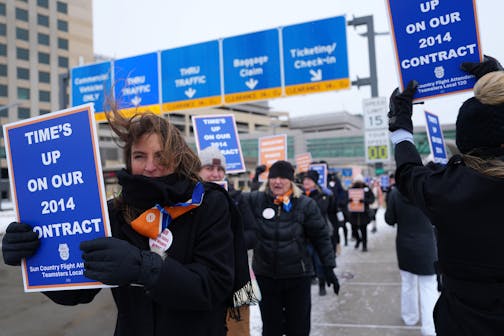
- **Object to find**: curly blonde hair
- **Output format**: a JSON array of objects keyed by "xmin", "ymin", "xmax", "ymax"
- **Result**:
[{"xmin": 474, "ymin": 71, "xmax": 504, "ymax": 105}]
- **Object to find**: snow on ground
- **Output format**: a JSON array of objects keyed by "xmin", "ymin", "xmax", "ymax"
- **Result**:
[{"xmin": 0, "ymin": 201, "xmax": 15, "ymax": 235}]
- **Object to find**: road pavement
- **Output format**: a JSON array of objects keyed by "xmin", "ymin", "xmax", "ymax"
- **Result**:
[{"xmin": 0, "ymin": 208, "xmax": 432, "ymax": 335}]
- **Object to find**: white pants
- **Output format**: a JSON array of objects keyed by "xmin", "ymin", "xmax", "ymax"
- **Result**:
[{"xmin": 400, "ymin": 270, "xmax": 439, "ymax": 336}]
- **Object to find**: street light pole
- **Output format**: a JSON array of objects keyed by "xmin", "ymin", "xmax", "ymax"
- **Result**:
[
  {"xmin": 347, "ymin": 15, "xmax": 389, "ymax": 98},
  {"xmin": 0, "ymin": 101, "xmax": 20, "ymax": 210},
  {"xmin": 0, "ymin": 101, "xmax": 21, "ymax": 114}
]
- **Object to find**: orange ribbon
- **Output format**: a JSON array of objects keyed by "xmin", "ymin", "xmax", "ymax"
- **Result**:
[
  {"xmin": 131, "ymin": 204, "xmax": 198, "ymax": 239},
  {"xmin": 131, "ymin": 182, "xmax": 204, "ymax": 239},
  {"xmin": 273, "ymin": 189, "xmax": 293, "ymax": 212}
]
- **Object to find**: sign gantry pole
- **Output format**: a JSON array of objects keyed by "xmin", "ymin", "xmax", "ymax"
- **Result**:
[{"xmin": 347, "ymin": 15, "xmax": 389, "ymax": 98}]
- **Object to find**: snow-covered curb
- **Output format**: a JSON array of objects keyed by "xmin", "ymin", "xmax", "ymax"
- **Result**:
[{"xmin": 0, "ymin": 201, "xmax": 15, "ymax": 235}]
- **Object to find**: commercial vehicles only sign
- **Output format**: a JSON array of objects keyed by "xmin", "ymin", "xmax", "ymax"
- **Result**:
[{"xmin": 70, "ymin": 61, "xmax": 112, "ymax": 114}]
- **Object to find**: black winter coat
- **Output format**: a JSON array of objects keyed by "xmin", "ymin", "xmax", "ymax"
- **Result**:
[
  {"xmin": 347, "ymin": 182, "xmax": 375, "ymax": 227},
  {"xmin": 385, "ymin": 187, "xmax": 437, "ymax": 275},
  {"xmin": 395, "ymin": 141, "xmax": 504, "ymax": 335},
  {"xmin": 245, "ymin": 189, "xmax": 335, "ymax": 279},
  {"xmin": 305, "ymin": 188, "xmax": 338, "ymax": 237},
  {"xmin": 44, "ymin": 185, "xmax": 235, "ymax": 336},
  {"xmin": 229, "ymin": 188, "xmax": 257, "ymax": 250}
]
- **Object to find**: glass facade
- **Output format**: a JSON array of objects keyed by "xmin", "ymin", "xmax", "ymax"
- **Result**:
[
  {"xmin": 307, "ymin": 136, "xmax": 365, "ymax": 158},
  {"xmin": 239, "ymin": 136, "xmax": 295, "ymax": 162},
  {"xmin": 237, "ymin": 129, "xmax": 457, "ymax": 164}
]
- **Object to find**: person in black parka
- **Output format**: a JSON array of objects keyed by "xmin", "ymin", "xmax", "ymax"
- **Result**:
[
  {"xmin": 346, "ymin": 176, "xmax": 375, "ymax": 252},
  {"xmin": 244, "ymin": 160, "xmax": 339, "ymax": 336},
  {"xmin": 328, "ymin": 173, "xmax": 349, "ymax": 247},
  {"xmin": 302, "ymin": 169, "xmax": 339, "ymax": 296},
  {"xmin": 388, "ymin": 56, "xmax": 504, "ymax": 336},
  {"xmin": 385, "ymin": 187, "xmax": 438, "ymax": 336},
  {"xmin": 198, "ymin": 144, "xmax": 258, "ymax": 336}
]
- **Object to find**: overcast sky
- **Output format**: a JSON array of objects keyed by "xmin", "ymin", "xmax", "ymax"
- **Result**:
[{"xmin": 93, "ymin": 0, "xmax": 503, "ymax": 126}]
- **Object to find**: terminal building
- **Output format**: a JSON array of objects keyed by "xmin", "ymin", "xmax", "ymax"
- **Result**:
[{"xmin": 98, "ymin": 102, "xmax": 458, "ymax": 193}]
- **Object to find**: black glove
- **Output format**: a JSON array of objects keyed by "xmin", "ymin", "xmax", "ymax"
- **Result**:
[
  {"xmin": 461, "ymin": 55, "xmax": 503, "ymax": 79},
  {"xmin": 252, "ymin": 165, "xmax": 267, "ymax": 183},
  {"xmin": 2, "ymin": 222, "xmax": 40, "ymax": 266},
  {"xmin": 323, "ymin": 266, "xmax": 340, "ymax": 295},
  {"xmin": 80, "ymin": 237, "xmax": 161, "ymax": 287},
  {"xmin": 255, "ymin": 165, "xmax": 266, "ymax": 176},
  {"xmin": 388, "ymin": 80, "xmax": 418, "ymax": 133}
]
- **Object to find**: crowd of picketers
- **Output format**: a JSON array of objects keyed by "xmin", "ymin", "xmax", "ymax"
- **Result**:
[{"xmin": 4, "ymin": 55, "xmax": 504, "ymax": 336}]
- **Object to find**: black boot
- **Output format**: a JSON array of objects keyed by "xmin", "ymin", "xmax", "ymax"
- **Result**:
[{"xmin": 319, "ymin": 279, "xmax": 327, "ymax": 296}]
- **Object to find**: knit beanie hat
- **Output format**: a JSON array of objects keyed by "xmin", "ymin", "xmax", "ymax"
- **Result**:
[
  {"xmin": 456, "ymin": 71, "xmax": 504, "ymax": 154},
  {"xmin": 456, "ymin": 98, "xmax": 504, "ymax": 154},
  {"xmin": 305, "ymin": 170, "xmax": 319, "ymax": 184},
  {"xmin": 268, "ymin": 160, "xmax": 294, "ymax": 181},
  {"xmin": 199, "ymin": 145, "xmax": 226, "ymax": 171}
]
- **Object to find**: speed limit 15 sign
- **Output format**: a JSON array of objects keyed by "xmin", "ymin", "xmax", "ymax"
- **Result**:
[{"xmin": 363, "ymin": 97, "xmax": 388, "ymax": 130}]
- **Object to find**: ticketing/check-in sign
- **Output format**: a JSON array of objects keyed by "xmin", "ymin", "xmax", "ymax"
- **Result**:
[
  {"xmin": 161, "ymin": 41, "xmax": 222, "ymax": 112},
  {"xmin": 424, "ymin": 110, "xmax": 448, "ymax": 164},
  {"xmin": 113, "ymin": 52, "xmax": 160, "ymax": 118},
  {"xmin": 222, "ymin": 29, "xmax": 282, "ymax": 104},
  {"xmin": 387, "ymin": 0, "xmax": 481, "ymax": 100},
  {"xmin": 71, "ymin": 61, "xmax": 112, "ymax": 113},
  {"xmin": 282, "ymin": 16, "xmax": 350, "ymax": 96}
]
